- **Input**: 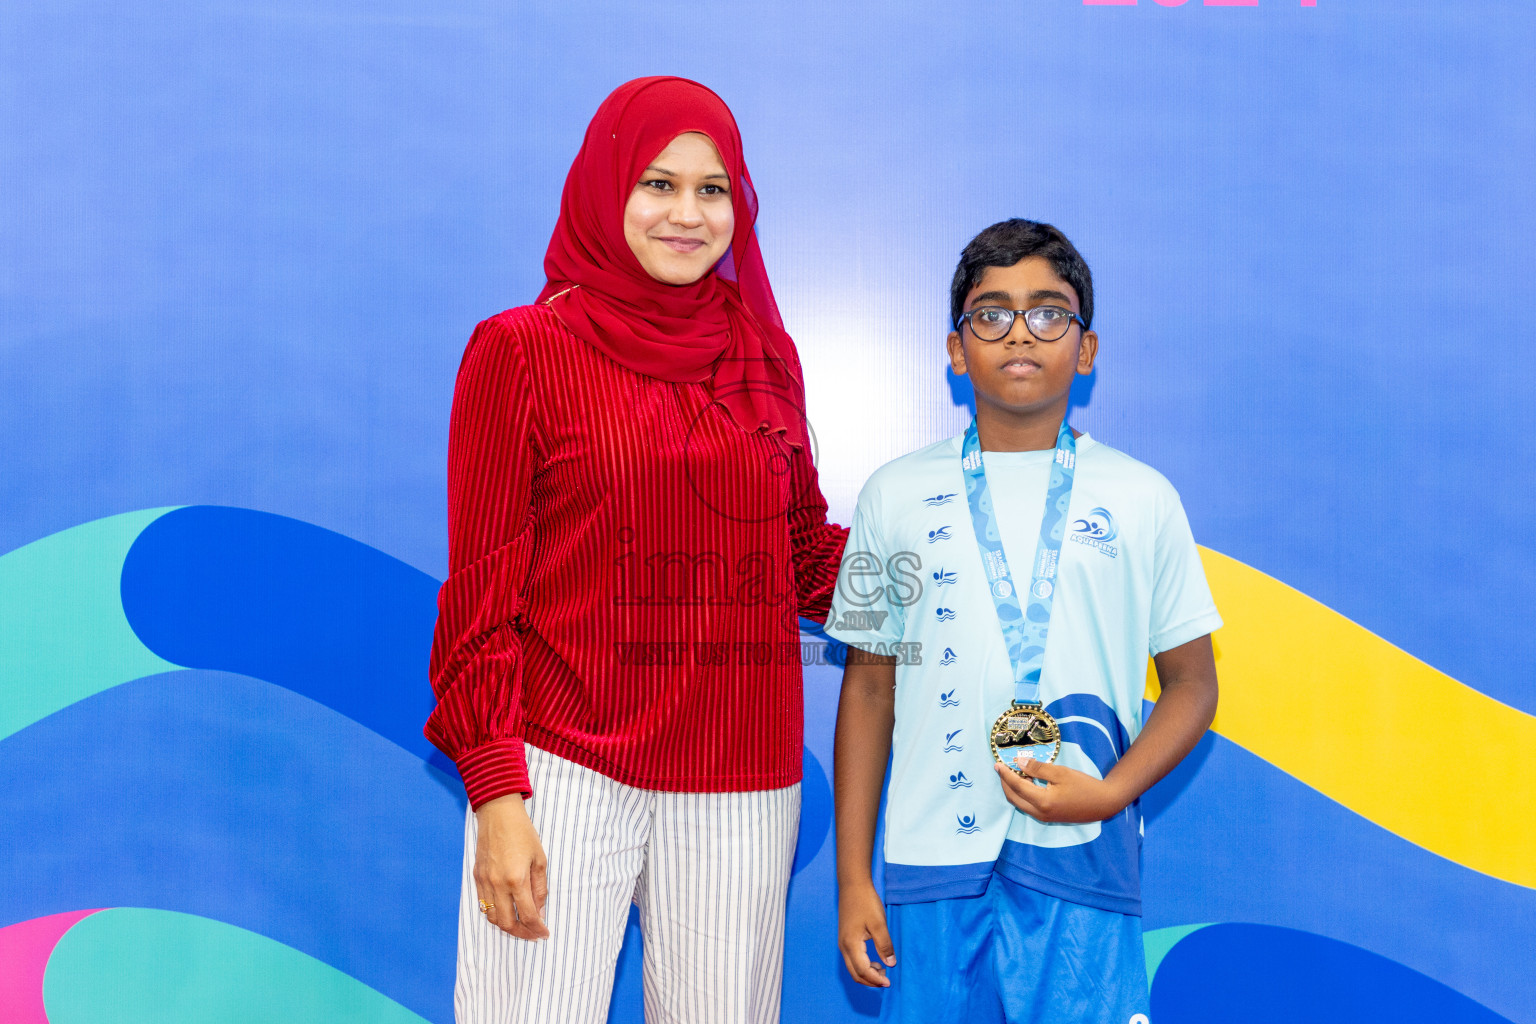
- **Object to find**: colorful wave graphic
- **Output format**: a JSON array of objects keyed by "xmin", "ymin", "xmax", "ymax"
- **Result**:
[
  {"xmin": 1, "ymin": 508, "xmax": 1531, "ymax": 1022},
  {"xmin": 0, "ymin": 507, "xmax": 832, "ymax": 1024},
  {"xmin": 1142, "ymin": 923, "xmax": 1514, "ymax": 1022},
  {"xmin": 0, "ymin": 911, "xmax": 99, "ymax": 1024},
  {"xmin": 1, "ymin": 908, "xmax": 428, "ymax": 1023},
  {"xmin": 0, "ymin": 507, "xmax": 179, "ymax": 742},
  {"xmin": 1147, "ymin": 548, "xmax": 1536, "ymax": 889}
]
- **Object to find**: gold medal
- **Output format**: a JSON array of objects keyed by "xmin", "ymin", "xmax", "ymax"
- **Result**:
[{"xmin": 990, "ymin": 703, "xmax": 1061, "ymax": 776}]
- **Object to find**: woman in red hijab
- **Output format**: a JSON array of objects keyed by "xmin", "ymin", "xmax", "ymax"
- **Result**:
[{"xmin": 425, "ymin": 77, "xmax": 847, "ymax": 1022}]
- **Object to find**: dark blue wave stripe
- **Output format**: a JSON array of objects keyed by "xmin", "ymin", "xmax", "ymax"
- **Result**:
[
  {"xmin": 1142, "ymin": 712, "xmax": 1536, "ymax": 1024},
  {"xmin": 120, "ymin": 506, "xmax": 447, "ymax": 769},
  {"xmin": 1152, "ymin": 923, "xmax": 1513, "ymax": 1023},
  {"xmin": 0, "ymin": 670, "xmax": 461, "ymax": 1024}
]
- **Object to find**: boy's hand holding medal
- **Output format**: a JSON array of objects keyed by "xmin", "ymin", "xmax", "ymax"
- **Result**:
[{"xmin": 993, "ymin": 756, "xmax": 1130, "ymax": 825}]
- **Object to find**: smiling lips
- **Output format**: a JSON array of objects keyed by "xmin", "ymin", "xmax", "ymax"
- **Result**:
[
  {"xmin": 655, "ymin": 235, "xmax": 707, "ymax": 253},
  {"xmin": 1000, "ymin": 356, "xmax": 1041, "ymax": 377}
]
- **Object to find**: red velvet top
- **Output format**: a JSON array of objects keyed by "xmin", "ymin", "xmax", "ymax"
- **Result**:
[{"xmin": 424, "ymin": 305, "xmax": 848, "ymax": 807}]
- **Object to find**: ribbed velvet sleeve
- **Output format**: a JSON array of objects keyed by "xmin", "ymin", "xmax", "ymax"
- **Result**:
[
  {"xmin": 787, "ymin": 440, "xmax": 848, "ymax": 623},
  {"xmin": 424, "ymin": 317, "xmax": 541, "ymax": 807}
]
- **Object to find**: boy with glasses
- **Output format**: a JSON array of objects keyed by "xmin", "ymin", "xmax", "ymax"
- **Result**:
[{"xmin": 827, "ymin": 219, "xmax": 1221, "ymax": 1022}]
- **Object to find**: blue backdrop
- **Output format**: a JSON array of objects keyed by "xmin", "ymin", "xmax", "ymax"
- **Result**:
[{"xmin": 3, "ymin": 1, "xmax": 1533, "ymax": 1022}]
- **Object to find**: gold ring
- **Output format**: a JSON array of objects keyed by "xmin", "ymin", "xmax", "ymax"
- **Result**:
[{"xmin": 479, "ymin": 899, "xmax": 495, "ymax": 914}]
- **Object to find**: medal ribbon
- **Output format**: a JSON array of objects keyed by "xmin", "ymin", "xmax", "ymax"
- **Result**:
[{"xmin": 960, "ymin": 417, "xmax": 1077, "ymax": 707}]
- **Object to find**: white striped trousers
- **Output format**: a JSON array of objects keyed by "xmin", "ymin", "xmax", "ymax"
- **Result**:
[{"xmin": 456, "ymin": 744, "xmax": 801, "ymax": 1024}]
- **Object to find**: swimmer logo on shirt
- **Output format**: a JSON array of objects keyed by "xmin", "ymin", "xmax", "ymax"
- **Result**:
[{"xmin": 1070, "ymin": 507, "xmax": 1119, "ymax": 558}]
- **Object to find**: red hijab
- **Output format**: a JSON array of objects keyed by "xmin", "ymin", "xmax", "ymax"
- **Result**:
[{"xmin": 537, "ymin": 76, "xmax": 808, "ymax": 449}]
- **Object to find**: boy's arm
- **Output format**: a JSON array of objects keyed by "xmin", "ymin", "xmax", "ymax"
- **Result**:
[
  {"xmin": 995, "ymin": 633, "xmax": 1218, "ymax": 823},
  {"xmin": 834, "ymin": 647, "xmax": 898, "ymax": 988}
]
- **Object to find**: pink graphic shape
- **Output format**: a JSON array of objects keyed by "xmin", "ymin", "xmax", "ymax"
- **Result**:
[{"xmin": 0, "ymin": 910, "xmax": 104, "ymax": 1024}]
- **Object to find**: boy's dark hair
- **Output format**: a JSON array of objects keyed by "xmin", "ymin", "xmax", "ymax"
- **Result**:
[{"xmin": 949, "ymin": 219, "xmax": 1094, "ymax": 332}]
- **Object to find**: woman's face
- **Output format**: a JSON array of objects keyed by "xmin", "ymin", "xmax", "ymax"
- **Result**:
[{"xmin": 623, "ymin": 132, "xmax": 735, "ymax": 285}]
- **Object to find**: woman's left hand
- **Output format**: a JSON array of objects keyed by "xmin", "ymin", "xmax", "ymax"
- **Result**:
[{"xmin": 993, "ymin": 760, "xmax": 1127, "ymax": 824}]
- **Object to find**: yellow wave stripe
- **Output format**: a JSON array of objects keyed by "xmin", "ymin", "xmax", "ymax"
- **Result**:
[{"xmin": 1145, "ymin": 547, "xmax": 1536, "ymax": 890}]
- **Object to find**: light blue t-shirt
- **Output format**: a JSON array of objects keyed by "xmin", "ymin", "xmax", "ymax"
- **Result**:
[{"xmin": 824, "ymin": 433, "xmax": 1222, "ymax": 915}]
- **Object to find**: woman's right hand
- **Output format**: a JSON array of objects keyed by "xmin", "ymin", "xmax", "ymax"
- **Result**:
[
  {"xmin": 837, "ymin": 881, "xmax": 895, "ymax": 987},
  {"xmin": 473, "ymin": 793, "xmax": 550, "ymax": 940}
]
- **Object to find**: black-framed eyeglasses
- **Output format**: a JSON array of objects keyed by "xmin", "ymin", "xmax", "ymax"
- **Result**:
[{"xmin": 958, "ymin": 305, "xmax": 1086, "ymax": 343}]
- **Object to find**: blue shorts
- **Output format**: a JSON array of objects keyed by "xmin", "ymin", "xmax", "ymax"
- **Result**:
[{"xmin": 880, "ymin": 873, "xmax": 1150, "ymax": 1024}]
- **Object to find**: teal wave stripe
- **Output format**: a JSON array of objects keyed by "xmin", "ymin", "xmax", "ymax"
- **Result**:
[
  {"xmin": 43, "ymin": 908, "xmax": 430, "ymax": 1024},
  {"xmin": 1143, "ymin": 923, "xmax": 1210, "ymax": 988},
  {"xmin": 0, "ymin": 509, "xmax": 183, "ymax": 742}
]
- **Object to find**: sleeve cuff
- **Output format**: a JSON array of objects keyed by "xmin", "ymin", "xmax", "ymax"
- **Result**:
[
  {"xmin": 823, "ymin": 619, "xmax": 902, "ymax": 651},
  {"xmin": 1150, "ymin": 609, "xmax": 1224, "ymax": 657},
  {"xmin": 456, "ymin": 738, "xmax": 532, "ymax": 808}
]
